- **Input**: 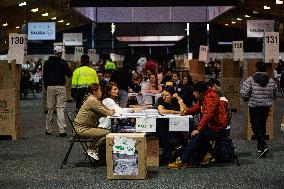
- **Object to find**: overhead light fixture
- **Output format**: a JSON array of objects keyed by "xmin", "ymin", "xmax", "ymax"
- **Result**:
[
  {"xmin": 276, "ymin": 0, "xmax": 283, "ymax": 4},
  {"xmin": 128, "ymin": 43, "xmax": 175, "ymax": 47},
  {"xmin": 237, "ymin": 18, "xmax": 242, "ymax": 21},
  {"xmin": 231, "ymin": 21, "xmax": 236, "ymax": 24},
  {"xmin": 245, "ymin": 15, "xmax": 250, "ymax": 18},
  {"xmin": 253, "ymin": 11, "xmax": 259, "ymax": 14},
  {"xmin": 111, "ymin": 23, "xmax": 116, "ymax": 34},
  {"xmin": 16, "ymin": 26, "xmax": 20, "ymax": 29},
  {"xmin": 264, "ymin": 6, "xmax": 270, "ymax": 9},
  {"xmin": 19, "ymin": 2, "xmax": 26, "ymax": 7},
  {"xmin": 66, "ymin": 23, "xmax": 70, "ymax": 26},
  {"xmin": 225, "ymin": 24, "xmax": 229, "ymax": 26},
  {"xmin": 51, "ymin": 17, "xmax": 57, "ymax": 20},
  {"xmin": 2, "ymin": 23, "xmax": 8, "ymax": 27},
  {"xmin": 207, "ymin": 24, "xmax": 210, "ymax": 31},
  {"xmin": 58, "ymin": 20, "xmax": 64, "ymax": 23},
  {"xmin": 42, "ymin": 13, "xmax": 48, "ymax": 17},
  {"xmin": 31, "ymin": 8, "xmax": 39, "ymax": 13},
  {"xmin": 117, "ymin": 36, "xmax": 184, "ymax": 42},
  {"xmin": 218, "ymin": 42, "xmax": 233, "ymax": 45}
]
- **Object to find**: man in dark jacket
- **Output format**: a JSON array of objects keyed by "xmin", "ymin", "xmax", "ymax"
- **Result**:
[
  {"xmin": 241, "ymin": 61, "xmax": 276, "ymax": 157},
  {"xmin": 43, "ymin": 46, "xmax": 72, "ymax": 137}
]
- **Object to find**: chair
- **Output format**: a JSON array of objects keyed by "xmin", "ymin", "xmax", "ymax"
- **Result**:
[{"xmin": 60, "ymin": 112, "xmax": 95, "ymax": 169}]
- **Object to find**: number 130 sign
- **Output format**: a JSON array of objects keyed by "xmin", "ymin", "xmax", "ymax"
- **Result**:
[
  {"xmin": 8, "ymin": 33, "xmax": 26, "ymax": 64},
  {"xmin": 264, "ymin": 32, "xmax": 279, "ymax": 63}
]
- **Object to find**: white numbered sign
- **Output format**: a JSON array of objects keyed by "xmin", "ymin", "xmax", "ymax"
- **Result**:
[
  {"xmin": 198, "ymin": 45, "xmax": 208, "ymax": 62},
  {"xmin": 8, "ymin": 33, "xmax": 26, "ymax": 64},
  {"xmin": 232, "ymin": 41, "xmax": 244, "ymax": 61},
  {"xmin": 74, "ymin": 47, "xmax": 84, "ymax": 62},
  {"xmin": 135, "ymin": 117, "xmax": 156, "ymax": 132},
  {"xmin": 264, "ymin": 32, "xmax": 279, "ymax": 63},
  {"xmin": 169, "ymin": 117, "xmax": 190, "ymax": 131},
  {"xmin": 88, "ymin": 49, "xmax": 96, "ymax": 63}
]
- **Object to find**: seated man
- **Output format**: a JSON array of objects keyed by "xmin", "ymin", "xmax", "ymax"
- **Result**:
[{"xmin": 168, "ymin": 81, "xmax": 229, "ymax": 169}]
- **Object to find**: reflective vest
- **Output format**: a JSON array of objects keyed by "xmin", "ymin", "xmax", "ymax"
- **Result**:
[{"xmin": 71, "ymin": 66, "xmax": 99, "ymax": 88}]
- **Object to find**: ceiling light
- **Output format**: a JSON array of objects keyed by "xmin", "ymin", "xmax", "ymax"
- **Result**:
[
  {"xmin": 245, "ymin": 15, "xmax": 250, "ymax": 18},
  {"xmin": 19, "ymin": 2, "xmax": 27, "ymax": 7},
  {"xmin": 218, "ymin": 42, "xmax": 233, "ymax": 45},
  {"xmin": 225, "ymin": 24, "xmax": 229, "ymax": 26},
  {"xmin": 237, "ymin": 18, "xmax": 242, "ymax": 21},
  {"xmin": 16, "ymin": 26, "xmax": 20, "ymax": 29},
  {"xmin": 253, "ymin": 11, "xmax": 259, "ymax": 14},
  {"xmin": 231, "ymin": 21, "xmax": 236, "ymax": 24},
  {"xmin": 66, "ymin": 23, "xmax": 70, "ymax": 26},
  {"xmin": 2, "ymin": 23, "xmax": 8, "ymax": 27},
  {"xmin": 31, "ymin": 8, "xmax": 39, "ymax": 13},
  {"xmin": 276, "ymin": 0, "xmax": 284, "ymax": 5},
  {"xmin": 42, "ymin": 13, "xmax": 48, "ymax": 17},
  {"xmin": 207, "ymin": 24, "xmax": 210, "ymax": 31},
  {"xmin": 264, "ymin": 6, "xmax": 270, "ymax": 9},
  {"xmin": 117, "ymin": 36, "xmax": 184, "ymax": 42},
  {"xmin": 128, "ymin": 43, "xmax": 175, "ymax": 47},
  {"xmin": 58, "ymin": 20, "xmax": 64, "ymax": 23},
  {"xmin": 51, "ymin": 17, "xmax": 57, "ymax": 20}
]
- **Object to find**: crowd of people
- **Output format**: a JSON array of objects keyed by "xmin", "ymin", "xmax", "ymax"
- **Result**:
[{"xmin": 42, "ymin": 46, "xmax": 277, "ymax": 169}]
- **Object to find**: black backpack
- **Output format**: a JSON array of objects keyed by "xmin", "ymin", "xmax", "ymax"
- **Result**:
[{"xmin": 213, "ymin": 138, "xmax": 240, "ymax": 166}]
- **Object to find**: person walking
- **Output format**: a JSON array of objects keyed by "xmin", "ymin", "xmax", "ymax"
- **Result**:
[
  {"xmin": 71, "ymin": 55, "xmax": 99, "ymax": 111},
  {"xmin": 43, "ymin": 46, "xmax": 72, "ymax": 137},
  {"xmin": 241, "ymin": 61, "xmax": 277, "ymax": 157}
]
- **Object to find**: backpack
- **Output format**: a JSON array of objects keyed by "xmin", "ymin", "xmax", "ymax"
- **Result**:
[{"xmin": 213, "ymin": 138, "xmax": 240, "ymax": 166}]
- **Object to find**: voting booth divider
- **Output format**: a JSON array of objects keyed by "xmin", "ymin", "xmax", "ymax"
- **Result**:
[
  {"xmin": 0, "ymin": 60, "xmax": 21, "ymax": 140},
  {"xmin": 106, "ymin": 133, "xmax": 147, "ymax": 180}
]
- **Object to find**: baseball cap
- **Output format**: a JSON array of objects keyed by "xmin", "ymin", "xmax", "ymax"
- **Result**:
[
  {"xmin": 54, "ymin": 46, "xmax": 63, "ymax": 54},
  {"xmin": 193, "ymin": 81, "xmax": 208, "ymax": 93}
]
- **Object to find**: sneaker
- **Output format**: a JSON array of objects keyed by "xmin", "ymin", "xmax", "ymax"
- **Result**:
[
  {"xmin": 201, "ymin": 152, "xmax": 215, "ymax": 166},
  {"xmin": 45, "ymin": 131, "xmax": 52, "ymax": 135},
  {"xmin": 259, "ymin": 146, "xmax": 269, "ymax": 157},
  {"xmin": 167, "ymin": 157, "xmax": 186, "ymax": 169},
  {"xmin": 58, "ymin": 133, "xmax": 67, "ymax": 137},
  {"xmin": 87, "ymin": 150, "xmax": 99, "ymax": 160}
]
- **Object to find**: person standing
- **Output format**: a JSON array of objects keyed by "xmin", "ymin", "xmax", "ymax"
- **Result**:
[
  {"xmin": 72, "ymin": 55, "xmax": 99, "ymax": 111},
  {"xmin": 241, "ymin": 61, "xmax": 277, "ymax": 157},
  {"xmin": 43, "ymin": 46, "xmax": 72, "ymax": 137}
]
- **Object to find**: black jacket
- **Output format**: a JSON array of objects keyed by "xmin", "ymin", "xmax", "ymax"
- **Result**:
[{"xmin": 43, "ymin": 56, "xmax": 72, "ymax": 87}]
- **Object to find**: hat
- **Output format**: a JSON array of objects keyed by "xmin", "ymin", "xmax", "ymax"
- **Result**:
[
  {"xmin": 164, "ymin": 86, "xmax": 176, "ymax": 95},
  {"xmin": 54, "ymin": 46, "xmax": 63, "ymax": 54},
  {"xmin": 193, "ymin": 81, "xmax": 207, "ymax": 93}
]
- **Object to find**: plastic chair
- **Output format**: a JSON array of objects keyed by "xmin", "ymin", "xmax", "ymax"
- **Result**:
[{"xmin": 60, "ymin": 112, "xmax": 95, "ymax": 169}]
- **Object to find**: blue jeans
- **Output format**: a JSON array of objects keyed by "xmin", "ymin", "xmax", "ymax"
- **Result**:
[{"xmin": 180, "ymin": 128, "xmax": 222, "ymax": 163}]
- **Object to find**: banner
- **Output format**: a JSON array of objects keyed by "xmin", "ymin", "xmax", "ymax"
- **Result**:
[
  {"xmin": 232, "ymin": 41, "xmax": 244, "ymax": 61},
  {"xmin": 28, "ymin": 22, "xmax": 56, "ymax": 40},
  {"xmin": 264, "ymin": 32, "xmax": 279, "ymax": 63},
  {"xmin": 8, "ymin": 33, "xmax": 26, "ymax": 64},
  {"xmin": 63, "ymin": 33, "xmax": 83, "ymax": 46},
  {"xmin": 247, "ymin": 20, "xmax": 274, "ymax": 38}
]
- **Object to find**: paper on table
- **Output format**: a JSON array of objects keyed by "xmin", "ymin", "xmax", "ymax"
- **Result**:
[
  {"xmin": 113, "ymin": 136, "xmax": 136, "ymax": 155},
  {"xmin": 169, "ymin": 117, "xmax": 190, "ymax": 131},
  {"xmin": 135, "ymin": 117, "xmax": 156, "ymax": 132}
]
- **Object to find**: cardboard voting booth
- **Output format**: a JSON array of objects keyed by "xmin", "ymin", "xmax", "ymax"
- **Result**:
[{"xmin": 106, "ymin": 133, "xmax": 147, "ymax": 180}]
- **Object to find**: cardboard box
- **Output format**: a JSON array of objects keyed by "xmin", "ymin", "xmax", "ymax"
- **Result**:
[
  {"xmin": 244, "ymin": 104, "xmax": 274, "ymax": 140},
  {"xmin": 106, "ymin": 133, "xmax": 147, "ymax": 180},
  {"xmin": 221, "ymin": 59, "xmax": 240, "ymax": 78},
  {"xmin": 146, "ymin": 136, "xmax": 159, "ymax": 167}
]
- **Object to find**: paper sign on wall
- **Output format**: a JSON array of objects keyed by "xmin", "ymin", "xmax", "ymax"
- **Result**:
[
  {"xmin": 74, "ymin": 47, "xmax": 84, "ymax": 62},
  {"xmin": 232, "ymin": 41, "xmax": 244, "ymax": 61},
  {"xmin": 63, "ymin": 33, "xmax": 83, "ymax": 46},
  {"xmin": 113, "ymin": 136, "xmax": 136, "ymax": 155},
  {"xmin": 198, "ymin": 45, "xmax": 208, "ymax": 62},
  {"xmin": 169, "ymin": 117, "xmax": 190, "ymax": 131},
  {"xmin": 264, "ymin": 32, "xmax": 279, "ymax": 63},
  {"xmin": 88, "ymin": 49, "xmax": 96, "ymax": 63},
  {"xmin": 8, "ymin": 33, "xmax": 26, "ymax": 64},
  {"xmin": 135, "ymin": 117, "xmax": 156, "ymax": 132}
]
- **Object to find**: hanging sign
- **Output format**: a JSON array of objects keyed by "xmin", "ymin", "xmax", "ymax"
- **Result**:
[
  {"xmin": 88, "ymin": 49, "xmax": 96, "ymax": 63},
  {"xmin": 74, "ymin": 47, "xmax": 84, "ymax": 62},
  {"xmin": 247, "ymin": 20, "xmax": 274, "ymax": 38},
  {"xmin": 8, "ymin": 33, "xmax": 26, "ymax": 64},
  {"xmin": 198, "ymin": 45, "xmax": 208, "ymax": 62},
  {"xmin": 63, "ymin": 33, "xmax": 83, "ymax": 46},
  {"xmin": 232, "ymin": 41, "xmax": 244, "ymax": 61},
  {"xmin": 135, "ymin": 117, "xmax": 156, "ymax": 132},
  {"xmin": 28, "ymin": 22, "xmax": 56, "ymax": 40},
  {"xmin": 264, "ymin": 32, "xmax": 279, "ymax": 63}
]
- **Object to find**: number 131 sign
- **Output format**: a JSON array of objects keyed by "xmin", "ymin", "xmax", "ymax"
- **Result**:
[{"xmin": 264, "ymin": 32, "xmax": 279, "ymax": 63}]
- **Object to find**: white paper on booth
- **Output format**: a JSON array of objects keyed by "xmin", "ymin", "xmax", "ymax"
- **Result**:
[
  {"xmin": 113, "ymin": 136, "xmax": 136, "ymax": 155},
  {"xmin": 8, "ymin": 33, "xmax": 26, "ymax": 64},
  {"xmin": 74, "ymin": 47, "xmax": 84, "ymax": 62},
  {"xmin": 135, "ymin": 117, "xmax": 156, "ymax": 132},
  {"xmin": 198, "ymin": 45, "xmax": 208, "ymax": 62},
  {"xmin": 264, "ymin": 32, "xmax": 279, "ymax": 63},
  {"xmin": 169, "ymin": 117, "xmax": 190, "ymax": 131},
  {"xmin": 232, "ymin": 41, "xmax": 244, "ymax": 61}
]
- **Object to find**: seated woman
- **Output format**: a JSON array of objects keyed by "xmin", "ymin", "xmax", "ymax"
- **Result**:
[
  {"xmin": 153, "ymin": 86, "xmax": 190, "ymax": 164},
  {"xmin": 128, "ymin": 70, "xmax": 143, "ymax": 105},
  {"xmin": 73, "ymin": 83, "xmax": 115, "ymax": 160},
  {"xmin": 178, "ymin": 74, "xmax": 195, "ymax": 107},
  {"xmin": 141, "ymin": 73, "xmax": 162, "ymax": 105}
]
